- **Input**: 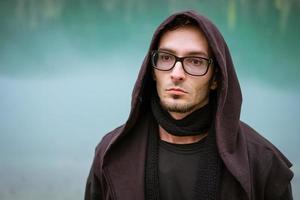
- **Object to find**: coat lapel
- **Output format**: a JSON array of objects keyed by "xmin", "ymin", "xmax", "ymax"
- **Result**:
[{"xmin": 104, "ymin": 116, "xmax": 149, "ymax": 200}]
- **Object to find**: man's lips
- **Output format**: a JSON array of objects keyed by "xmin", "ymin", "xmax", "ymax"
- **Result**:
[{"xmin": 166, "ymin": 87, "xmax": 188, "ymax": 94}]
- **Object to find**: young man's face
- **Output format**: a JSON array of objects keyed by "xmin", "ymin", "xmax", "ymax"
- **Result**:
[{"xmin": 153, "ymin": 25, "xmax": 217, "ymax": 119}]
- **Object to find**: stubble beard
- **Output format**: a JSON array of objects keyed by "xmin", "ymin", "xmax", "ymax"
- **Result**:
[{"xmin": 160, "ymin": 95, "xmax": 196, "ymax": 114}]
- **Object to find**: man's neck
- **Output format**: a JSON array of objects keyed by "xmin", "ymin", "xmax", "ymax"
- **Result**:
[
  {"xmin": 159, "ymin": 126, "xmax": 207, "ymax": 144},
  {"xmin": 168, "ymin": 101, "xmax": 209, "ymax": 120}
]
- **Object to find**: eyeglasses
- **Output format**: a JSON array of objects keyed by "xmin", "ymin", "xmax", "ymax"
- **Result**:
[{"xmin": 151, "ymin": 50, "xmax": 213, "ymax": 76}]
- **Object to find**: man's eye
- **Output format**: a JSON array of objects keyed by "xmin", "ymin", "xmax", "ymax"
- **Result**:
[
  {"xmin": 192, "ymin": 59, "xmax": 199, "ymax": 64},
  {"xmin": 189, "ymin": 58, "xmax": 204, "ymax": 65},
  {"xmin": 161, "ymin": 55, "xmax": 171, "ymax": 61}
]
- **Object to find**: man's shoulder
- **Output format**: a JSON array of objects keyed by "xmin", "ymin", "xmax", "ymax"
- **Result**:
[
  {"xmin": 240, "ymin": 121, "xmax": 278, "ymax": 151},
  {"xmin": 239, "ymin": 121, "xmax": 292, "ymax": 167},
  {"xmin": 94, "ymin": 124, "xmax": 125, "ymax": 157}
]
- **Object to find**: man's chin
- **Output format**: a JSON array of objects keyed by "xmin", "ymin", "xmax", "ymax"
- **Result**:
[{"xmin": 160, "ymin": 99, "xmax": 195, "ymax": 114}]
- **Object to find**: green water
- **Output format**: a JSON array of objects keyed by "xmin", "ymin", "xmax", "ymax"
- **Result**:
[{"xmin": 1, "ymin": 0, "xmax": 299, "ymax": 199}]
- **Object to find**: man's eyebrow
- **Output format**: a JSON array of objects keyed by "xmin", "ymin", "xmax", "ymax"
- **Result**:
[{"xmin": 158, "ymin": 47, "xmax": 209, "ymax": 57}]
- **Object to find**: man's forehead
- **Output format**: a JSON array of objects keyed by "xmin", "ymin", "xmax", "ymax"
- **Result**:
[{"xmin": 157, "ymin": 25, "xmax": 211, "ymax": 57}]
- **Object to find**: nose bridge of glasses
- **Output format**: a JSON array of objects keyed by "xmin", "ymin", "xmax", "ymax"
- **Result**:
[
  {"xmin": 171, "ymin": 57, "xmax": 186, "ymax": 75},
  {"xmin": 175, "ymin": 56, "xmax": 185, "ymax": 66}
]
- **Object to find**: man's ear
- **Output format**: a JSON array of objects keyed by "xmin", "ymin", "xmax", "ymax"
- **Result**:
[
  {"xmin": 210, "ymin": 76, "xmax": 217, "ymax": 90},
  {"xmin": 210, "ymin": 68, "xmax": 218, "ymax": 90}
]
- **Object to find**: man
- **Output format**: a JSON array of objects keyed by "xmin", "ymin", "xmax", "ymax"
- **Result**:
[{"xmin": 85, "ymin": 10, "xmax": 293, "ymax": 200}]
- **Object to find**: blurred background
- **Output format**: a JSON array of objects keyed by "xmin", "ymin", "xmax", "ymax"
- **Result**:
[{"xmin": 0, "ymin": 0, "xmax": 299, "ymax": 199}]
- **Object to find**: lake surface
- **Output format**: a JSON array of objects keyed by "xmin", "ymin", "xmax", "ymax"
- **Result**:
[{"xmin": 1, "ymin": 0, "xmax": 299, "ymax": 199}]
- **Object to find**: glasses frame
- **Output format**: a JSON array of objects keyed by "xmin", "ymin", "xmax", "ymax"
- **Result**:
[{"xmin": 151, "ymin": 50, "xmax": 213, "ymax": 76}]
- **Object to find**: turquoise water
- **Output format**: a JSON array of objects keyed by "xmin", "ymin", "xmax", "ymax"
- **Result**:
[{"xmin": 1, "ymin": 0, "xmax": 299, "ymax": 199}]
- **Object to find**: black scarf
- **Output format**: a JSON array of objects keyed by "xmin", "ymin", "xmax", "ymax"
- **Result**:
[
  {"xmin": 151, "ymin": 94, "xmax": 213, "ymax": 136},
  {"xmin": 145, "ymin": 95, "xmax": 221, "ymax": 200}
]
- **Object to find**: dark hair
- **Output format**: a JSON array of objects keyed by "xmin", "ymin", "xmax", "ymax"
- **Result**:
[
  {"xmin": 153, "ymin": 15, "xmax": 199, "ymax": 51},
  {"xmin": 163, "ymin": 14, "xmax": 198, "ymax": 32}
]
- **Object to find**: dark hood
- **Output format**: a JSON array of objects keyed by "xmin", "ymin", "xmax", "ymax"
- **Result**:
[
  {"xmin": 129, "ymin": 10, "xmax": 242, "ymax": 154},
  {"xmin": 104, "ymin": 10, "xmax": 292, "ymax": 199}
]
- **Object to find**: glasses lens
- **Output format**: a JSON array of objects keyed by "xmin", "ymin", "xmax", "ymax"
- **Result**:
[
  {"xmin": 151, "ymin": 51, "xmax": 211, "ymax": 76},
  {"xmin": 152, "ymin": 52, "xmax": 175, "ymax": 70},
  {"xmin": 183, "ymin": 57, "xmax": 209, "ymax": 76}
]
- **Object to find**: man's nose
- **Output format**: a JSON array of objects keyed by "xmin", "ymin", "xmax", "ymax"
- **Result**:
[{"xmin": 170, "ymin": 61, "xmax": 186, "ymax": 82}]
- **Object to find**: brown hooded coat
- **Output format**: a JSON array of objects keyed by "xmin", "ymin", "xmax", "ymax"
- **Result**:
[{"xmin": 85, "ymin": 10, "xmax": 293, "ymax": 200}]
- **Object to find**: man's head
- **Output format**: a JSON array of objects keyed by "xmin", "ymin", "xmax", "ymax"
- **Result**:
[{"xmin": 152, "ymin": 16, "xmax": 218, "ymax": 119}]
